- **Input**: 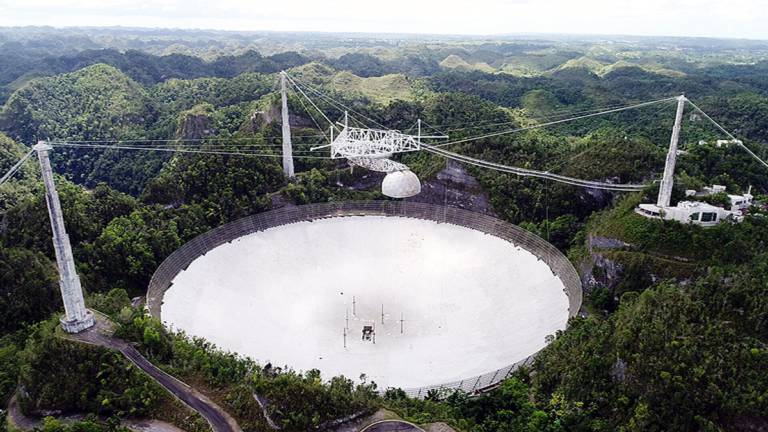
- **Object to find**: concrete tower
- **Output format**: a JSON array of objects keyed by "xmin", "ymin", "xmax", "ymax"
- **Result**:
[
  {"xmin": 34, "ymin": 141, "xmax": 94, "ymax": 333},
  {"xmin": 279, "ymin": 71, "xmax": 295, "ymax": 179},
  {"xmin": 657, "ymin": 95, "xmax": 687, "ymax": 208}
]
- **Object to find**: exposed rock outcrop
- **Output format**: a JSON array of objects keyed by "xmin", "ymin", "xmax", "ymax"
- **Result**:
[
  {"xmin": 178, "ymin": 113, "xmax": 215, "ymax": 140},
  {"xmin": 249, "ymin": 102, "xmax": 313, "ymax": 131},
  {"xmin": 410, "ymin": 160, "xmax": 496, "ymax": 216}
]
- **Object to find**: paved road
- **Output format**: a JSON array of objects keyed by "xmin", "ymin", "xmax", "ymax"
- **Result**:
[
  {"xmin": 360, "ymin": 420, "xmax": 425, "ymax": 432},
  {"xmin": 7, "ymin": 394, "xmax": 39, "ymax": 431},
  {"xmin": 119, "ymin": 345, "xmax": 240, "ymax": 432},
  {"xmin": 66, "ymin": 315, "xmax": 241, "ymax": 432}
]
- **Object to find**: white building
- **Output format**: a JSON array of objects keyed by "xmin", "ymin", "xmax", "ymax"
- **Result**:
[
  {"xmin": 633, "ymin": 95, "xmax": 756, "ymax": 228},
  {"xmin": 715, "ymin": 139, "xmax": 743, "ymax": 148},
  {"xmin": 727, "ymin": 188, "xmax": 754, "ymax": 212},
  {"xmin": 637, "ymin": 184, "xmax": 754, "ymax": 227},
  {"xmin": 696, "ymin": 184, "xmax": 753, "ymax": 212},
  {"xmin": 636, "ymin": 201, "xmax": 743, "ymax": 227},
  {"xmin": 695, "ymin": 139, "xmax": 743, "ymax": 148},
  {"xmin": 702, "ymin": 184, "xmax": 727, "ymax": 195}
]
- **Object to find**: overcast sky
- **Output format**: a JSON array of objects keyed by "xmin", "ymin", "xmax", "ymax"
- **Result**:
[{"xmin": 0, "ymin": 0, "xmax": 766, "ymax": 40}]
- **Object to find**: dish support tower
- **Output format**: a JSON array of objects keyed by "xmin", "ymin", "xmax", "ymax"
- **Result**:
[{"xmin": 34, "ymin": 141, "xmax": 94, "ymax": 333}]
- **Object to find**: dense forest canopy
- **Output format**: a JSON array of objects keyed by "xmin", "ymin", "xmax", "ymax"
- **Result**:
[{"xmin": 0, "ymin": 28, "xmax": 767, "ymax": 432}]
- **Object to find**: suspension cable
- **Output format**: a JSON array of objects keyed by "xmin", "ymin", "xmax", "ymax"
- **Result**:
[
  {"xmin": 685, "ymin": 99, "xmax": 768, "ymax": 170},
  {"xmin": 421, "ymin": 98, "xmax": 677, "ymax": 131},
  {"xmin": 277, "ymin": 76, "xmax": 667, "ymax": 190},
  {"xmin": 54, "ymin": 135, "xmax": 326, "ymax": 144},
  {"xmin": 290, "ymin": 85, "xmax": 330, "ymax": 141},
  {"xmin": 428, "ymin": 96, "xmax": 679, "ymax": 149},
  {"xmin": 48, "ymin": 142, "xmax": 322, "ymax": 152},
  {"xmin": 285, "ymin": 73, "xmax": 390, "ymax": 130},
  {"xmin": 48, "ymin": 142, "xmax": 333, "ymax": 159},
  {"xmin": 284, "ymin": 74, "xmax": 336, "ymax": 129},
  {"xmin": 422, "ymin": 143, "xmax": 648, "ymax": 191},
  {"xmin": 0, "ymin": 149, "xmax": 34, "ymax": 186}
]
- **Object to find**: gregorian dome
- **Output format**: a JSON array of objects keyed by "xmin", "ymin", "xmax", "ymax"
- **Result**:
[{"xmin": 382, "ymin": 169, "xmax": 421, "ymax": 198}]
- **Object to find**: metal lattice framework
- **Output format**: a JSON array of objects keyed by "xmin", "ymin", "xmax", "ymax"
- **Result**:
[
  {"xmin": 347, "ymin": 156, "xmax": 409, "ymax": 172},
  {"xmin": 310, "ymin": 122, "xmax": 430, "ymax": 173},
  {"xmin": 330, "ymin": 126, "xmax": 422, "ymax": 172}
]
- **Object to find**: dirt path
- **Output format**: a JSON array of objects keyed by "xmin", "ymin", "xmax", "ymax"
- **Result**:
[{"xmin": 63, "ymin": 313, "xmax": 241, "ymax": 432}]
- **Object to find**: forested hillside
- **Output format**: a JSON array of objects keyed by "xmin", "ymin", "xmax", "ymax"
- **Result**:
[{"xmin": 0, "ymin": 28, "xmax": 767, "ymax": 432}]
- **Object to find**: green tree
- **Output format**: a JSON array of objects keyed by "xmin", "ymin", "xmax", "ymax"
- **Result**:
[
  {"xmin": 0, "ymin": 247, "xmax": 59, "ymax": 334},
  {"xmin": 87, "ymin": 207, "xmax": 182, "ymax": 293}
]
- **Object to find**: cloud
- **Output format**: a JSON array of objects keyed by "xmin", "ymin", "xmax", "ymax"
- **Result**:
[{"xmin": 0, "ymin": 0, "xmax": 765, "ymax": 39}]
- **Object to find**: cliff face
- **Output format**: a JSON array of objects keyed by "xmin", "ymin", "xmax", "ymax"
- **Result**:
[
  {"xmin": 177, "ymin": 113, "xmax": 215, "ymax": 140},
  {"xmin": 581, "ymin": 235, "xmax": 630, "ymax": 297},
  {"xmin": 249, "ymin": 101, "xmax": 314, "ymax": 132},
  {"xmin": 579, "ymin": 232, "xmax": 697, "ymax": 314},
  {"xmin": 411, "ymin": 160, "xmax": 496, "ymax": 216},
  {"xmin": 174, "ymin": 103, "xmax": 217, "ymax": 140}
]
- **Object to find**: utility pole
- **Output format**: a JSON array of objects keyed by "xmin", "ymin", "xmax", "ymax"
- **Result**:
[
  {"xmin": 352, "ymin": 296, "xmax": 356, "ymax": 316},
  {"xmin": 345, "ymin": 308, "xmax": 349, "ymax": 330},
  {"xmin": 34, "ymin": 141, "xmax": 94, "ymax": 333},
  {"xmin": 279, "ymin": 71, "xmax": 295, "ymax": 179},
  {"xmin": 400, "ymin": 312, "xmax": 404, "ymax": 334},
  {"xmin": 657, "ymin": 95, "xmax": 686, "ymax": 208},
  {"xmin": 343, "ymin": 327, "xmax": 347, "ymax": 349},
  {"xmin": 381, "ymin": 304, "xmax": 384, "ymax": 325}
]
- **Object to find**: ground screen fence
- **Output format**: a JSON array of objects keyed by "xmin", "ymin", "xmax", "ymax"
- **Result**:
[{"xmin": 147, "ymin": 201, "xmax": 582, "ymax": 398}]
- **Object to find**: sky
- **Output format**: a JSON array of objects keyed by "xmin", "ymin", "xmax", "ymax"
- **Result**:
[{"xmin": 0, "ymin": 0, "xmax": 766, "ymax": 40}]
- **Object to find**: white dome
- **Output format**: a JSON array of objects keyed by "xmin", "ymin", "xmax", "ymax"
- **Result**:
[{"xmin": 382, "ymin": 170, "xmax": 421, "ymax": 198}]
